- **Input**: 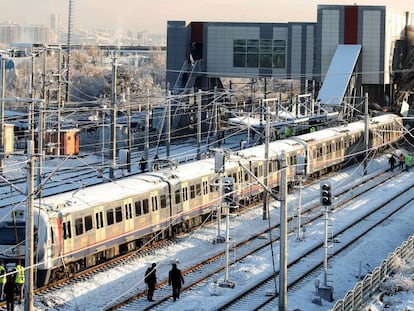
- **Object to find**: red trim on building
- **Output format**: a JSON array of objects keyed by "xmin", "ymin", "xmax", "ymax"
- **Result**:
[{"xmin": 344, "ymin": 6, "xmax": 358, "ymax": 44}]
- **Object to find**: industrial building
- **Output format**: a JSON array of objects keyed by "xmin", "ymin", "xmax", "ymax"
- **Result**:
[{"xmin": 166, "ymin": 4, "xmax": 414, "ymax": 108}]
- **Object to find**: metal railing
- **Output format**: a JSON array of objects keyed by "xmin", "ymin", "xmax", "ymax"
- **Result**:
[{"xmin": 330, "ymin": 234, "xmax": 414, "ymax": 311}]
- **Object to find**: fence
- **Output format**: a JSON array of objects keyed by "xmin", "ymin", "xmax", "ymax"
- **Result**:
[{"xmin": 330, "ymin": 234, "xmax": 414, "ymax": 311}]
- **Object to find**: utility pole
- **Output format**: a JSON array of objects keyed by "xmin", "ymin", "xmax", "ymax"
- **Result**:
[
  {"xmin": 363, "ymin": 93, "xmax": 369, "ymax": 176},
  {"xmin": 66, "ymin": 0, "xmax": 73, "ymax": 102},
  {"xmin": 24, "ymin": 140, "xmax": 35, "ymax": 311},
  {"xmin": 37, "ymin": 100, "xmax": 44, "ymax": 198},
  {"xmin": 263, "ymin": 101, "xmax": 270, "ymax": 220},
  {"xmin": 279, "ymin": 151, "xmax": 287, "ymax": 311},
  {"xmin": 0, "ymin": 56, "xmax": 5, "ymax": 171},
  {"xmin": 145, "ymin": 89, "xmax": 150, "ymax": 162},
  {"xmin": 166, "ymin": 90, "xmax": 171, "ymax": 157},
  {"xmin": 126, "ymin": 87, "xmax": 132, "ymax": 172},
  {"xmin": 110, "ymin": 56, "xmax": 117, "ymax": 180},
  {"xmin": 57, "ymin": 46, "xmax": 62, "ymax": 156},
  {"xmin": 197, "ymin": 89, "xmax": 202, "ymax": 160}
]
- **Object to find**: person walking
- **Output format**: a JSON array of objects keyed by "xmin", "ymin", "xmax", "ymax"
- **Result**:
[
  {"xmin": 4, "ymin": 274, "xmax": 15, "ymax": 311},
  {"xmin": 14, "ymin": 264, "xmax": 24, "ymax": 304},
  {"xmin": 399, "ymin": 153, "xmax": 405, "ymax": 171},
  {"xmin": 144, "ymin": 263, "xmax": 157, "ymax": 302},
  {"xmin": 405, "ymin": 154, "xmax": 412, "ymax": 171},
  {"xmin": 0, "ymin": 263, "xmax": 6, "ymax": 301},
  {"xmin": 168, "ymin": 263, "xmax": 184, "ymax": 302},
  {"xmin": 388, "ymin": 154, "xmax": 396, "ymax": 172}
]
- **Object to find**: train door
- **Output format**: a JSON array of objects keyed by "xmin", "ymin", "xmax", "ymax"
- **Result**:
[
  {"xmin": 123, "ymin": 198, "xmax": 134, "ymax": 232},
  {"xmin": 94, "ymin": 205, "xmax": 106, "ymax": 243},
  {"xmin": 61, "ymin": 215, "xmax": 74, "ymax": 255},
  {"xmin": 150, "ymin": 190, "xmax": 160, "ymax": 229},
  {"xmin": 181, "ymin": 182, "xmax": 190, "ymax": 214}
]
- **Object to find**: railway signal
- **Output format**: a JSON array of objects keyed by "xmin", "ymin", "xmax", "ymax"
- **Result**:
[
  {"xmin": 320, "ymin": 180, "xmax": 332, "ymax": 206},
  {"xmin": 222, "ymin": 177, "xmax": 234, "ymax": 203}
]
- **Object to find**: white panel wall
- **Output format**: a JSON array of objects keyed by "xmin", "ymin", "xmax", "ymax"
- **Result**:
[
  {"xmin": 321, "ymin": 10, "xmax": 340, "ymax": 79},
  {"xmin": 206, "ymin": 25, "xmax": 260, "ymax": 76},
  {"xmin": 290, "ymin": 25, "xmax": 302, "ymax": 78},
  {"xmin": 362, "ymin": 10, "xmax": 381, "ymax": 84}
]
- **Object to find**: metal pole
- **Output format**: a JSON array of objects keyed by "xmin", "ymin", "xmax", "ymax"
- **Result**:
[
  {"xmin": 279, "ymin": 150, "xmax": 287, "ymax": 311},
  {"xmin": 127, "ymin": 87, "xmax": 132, "ymax": 172},
  {"xmin": 57, "ymin": 47, "xmax": 62, "ymax": 156},
  {"xmin": 323, "ymin": 205, "xmax": 329, "ymax": 287},
  {"xmin": 37, "ymin": 100, "xmax": 43, "ymax": 198},
  {"xmin": 224, "ymin": 200, "xmax": 230, "ymax": 282},
  {"xmin": 110, "ymin": 56, "xmax": 117, "ymax": 180},
  {"xmin": 145, "ymin": 89, "xmax": 150, "ymax": 162},
  {"xmin": 24, "ymin": 140, "xmax": 35, "ymax": 311},
  {"xmin": 0, "ymin": 56, "xmax": 5, "ymax": 171},
  {"xmin": 197, "ymin": 90, "xmax": 202, "ymax": 160},
  {"xmin": 263, "ymin": 102, "xmax": 270, "ymax": 220},
  {"xmin": 363, "ymin": 93, "xmax": 369, "ymax": 176},
  {"xmin": 166, "ymin": 90, "xmax": 171, "ymax": 157},
  {"xmin": 297, "ymin": 176, "xmax": 303, "ymax": 240}
]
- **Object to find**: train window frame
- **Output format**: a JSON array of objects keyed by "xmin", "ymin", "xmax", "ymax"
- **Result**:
[
  {"xmin": 125, "ymin": 203, "xmax": 132, "ymax": 219},
  {"xmin": 202, "ymin": 181, "xmax": 208, "ymax": 195},
  {"xmin": 190, "ymin": 185, "xmax": 196, "ymax": 199},
  {"xmin": 63, "ymin": 221, "xmax": 72, "ymax": 239},
  {"xmin": 96, "ymin": 211, "xmax": 103, "ymax": 229},
  {"xmin": 50, "ymin": 227, "xmax": 54, "ymax": 244},
  {"xmin": 143, "ymin": 199, "xmax": 149, "ymax": 214},
  {"xmin": 196, "ymin": 183, "xmax": 201, "ymax": 196},
  {"xmin": 107, "ymin": 209, "xmax": 114, "ymax": 226},
  {"xmin": 75, "ymin": 217, "xmax": 84, "ymax": 236},
  {"xmin": 160, "ymin": 194, "xmax": 167, "ymax": 209},
  {"xmin": 135, "ymin": 201, "xmax": 142, "ymax": 216},
  {"xmin": 175, "ymin": 189, "xmax": 181, "ymax": 204},
  {"xmin": 115, "ymin": 206, "xmax": 122, "ymax": 222},
  {"xmin": 85, "ymin": 215, "xmax": 93, "ymax": 232},
  {"xmin": 182, "ymin": 187, "xmax": 188, "ymax": 202},
  {"xmin": 151, "ymin": 196, "xmax": 158, "ymax": 212}
]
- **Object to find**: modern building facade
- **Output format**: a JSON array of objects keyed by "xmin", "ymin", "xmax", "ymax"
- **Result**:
[{"xmin": 167, "ymin": 4, "xmax": 414, "ymax": 106}]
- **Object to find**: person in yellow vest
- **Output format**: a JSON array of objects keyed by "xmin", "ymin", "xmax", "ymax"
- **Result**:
[
  {"xmin": 14, "ymin": 264, "xmax": 24, "ymax": 304},
  {"xmin": 0, "ymin": 263, "xmax": 6, "ymax": 301}
]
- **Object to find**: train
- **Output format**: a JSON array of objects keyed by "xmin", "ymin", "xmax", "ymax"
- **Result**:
[{"xmin": 0, "ymin": 113, "xmax": 404, "ymax": 287}]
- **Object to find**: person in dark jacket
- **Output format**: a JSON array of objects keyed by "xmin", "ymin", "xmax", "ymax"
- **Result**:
[
  {"xmin": 168, "ymin": 263, "xmax": 184, "ymax": 301},
  {"xmin": 4, "ymin": 274, "xmax": 15, "ymax": 311},
  {"xmin": 144, "ymin": 263, "xmax": 157, "ymax": 301},
  {"xmin": 388, "ymin": 154, "xmax": 396, "ymax": 172}
]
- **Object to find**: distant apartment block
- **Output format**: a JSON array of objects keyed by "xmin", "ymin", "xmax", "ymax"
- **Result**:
[{"xmin": 0, "ymin": 23, "xmax": 57, "ymax": 45}]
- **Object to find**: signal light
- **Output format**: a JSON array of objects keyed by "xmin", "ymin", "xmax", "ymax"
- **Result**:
[
  {"xmin": 222, "ymin": 177, "xmax": 234, "ymax": 203},
  {"xmin": 320, "ymin": 180, "xmax": 332, "ymax": 206}
]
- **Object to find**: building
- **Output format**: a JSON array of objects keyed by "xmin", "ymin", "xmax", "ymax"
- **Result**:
[{"xmin": 166, "ymin": 4, "xmax": 414, "ymax": 107}]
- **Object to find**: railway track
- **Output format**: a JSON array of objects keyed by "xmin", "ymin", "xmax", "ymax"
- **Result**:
[{"xmin": 79, "ymin": 169, "xmax": 403, "ymax": 310}]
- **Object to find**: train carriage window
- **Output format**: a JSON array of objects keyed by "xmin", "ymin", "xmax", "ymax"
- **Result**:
[
  {"xmin": 182, "ymin": 187, "xmax": 188, "ymax": 202},
  {"xmin": 63, "ymin": 221, "xmax": 72, "ymax": 239},
  {"xmin": 96, "ymin": 211, "xmax": 103, "ymax": 229},
  {"xmin": 190, "ymin": 185, "xmax": 196, "ymax": 199},
  {"xmin": 196, "ymin": 183, "xmax": 201, "ymax": 196},
  {"xmin": 152, "ymin": 197, "xmax": 158, "ymax": 211},
  {"xmin": 85, "ymin": 215, "xmax": 93, "ymax": 232},
  {"xmin": 135, "ymin": 201, "xmax": 142, "ymax": 216},
  {"xmin": 175, "ymin": 189, "xmax": 181, "ymax": 204},
  {"xmin": 125, "ymin": 203, "xmax": 132, "ymax": 219},
  {"xmin": 253, "ymin": 166, "xmax": 258, "ymax": 177},
  {"xmin": 160, "ymin": 194, "xmax": 167, "ymax": 209},
  {"xmin": 115, "ymin": 206, "xmax": 122, "ymax": 222},
  {"xmin": 202, "ymin": 181, "xmax": 208, "ymax": 195},
  {"xmin": 244, "ymin": 173, "xmax": 249, "ymax": 182},
  {"xmin": 231, "ymin": 173, "xmax": 237, "ymax": 183},
  {"xmin": 107, "ymin": 209, "xmax": 114, "ymax": 226},
  {"xmin": 75, "ymin": 218, "xmax": 84, "ymax": 236},
  {"xmin": 50, "ymin": 227, "xmax": 54, "ymax": 244},
  {"xmin": 143, "ymin": 199, "xmax": 149, "ymax": 214}
]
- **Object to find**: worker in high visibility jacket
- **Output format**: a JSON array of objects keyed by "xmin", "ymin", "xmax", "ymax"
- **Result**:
[
  {"xmin": 0, "ymin": 263, "xmax": 6, "ymax": 301},
  {"xmin": 14, "ymin": 264, "xmax": 25, "ymax": 304}
]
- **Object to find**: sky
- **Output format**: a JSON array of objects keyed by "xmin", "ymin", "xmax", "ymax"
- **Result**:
[{"xmin": 2, "ymin": 0, "xmax": 414, "ymax": 34}]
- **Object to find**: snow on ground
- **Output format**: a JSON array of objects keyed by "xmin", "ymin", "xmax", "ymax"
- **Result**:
[{"xmin": 3, "ymin": 148, "xmax": 414, "ymax": 311}]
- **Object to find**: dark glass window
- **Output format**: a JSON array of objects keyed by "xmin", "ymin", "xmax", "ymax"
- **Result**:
[
  {"xmin": 160, "ymin": 194, "xmax": 167, "ymax": 209},
  {"xmin": 75, "ymin": 218, "xmax": 83, "ymax": 236},
  {"xmin": 85, "ymin": 215, "xmax": 93, "ymax": 232},
  {"xmin": 143, "ymin": 199, "xmax": 149, "ymax": 214},
  {"xmin": 115, "ymin": 206, "xmax": 122, "ymax": 223},
  {"xmin": 107, "ymin": 209, "xmax": 114, "ymax": 226},
  {"xmin": 135, "ymin": 201, "xmax": 142, "ymax": 216},
  {"xmin": 175, "ymin": 189, "xmax": 181, "ymax": 204}
]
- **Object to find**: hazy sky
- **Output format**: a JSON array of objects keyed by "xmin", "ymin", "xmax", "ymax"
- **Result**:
[{"xmin": 2, "ymin": 0, "xmax": 414, "ymax": 34}]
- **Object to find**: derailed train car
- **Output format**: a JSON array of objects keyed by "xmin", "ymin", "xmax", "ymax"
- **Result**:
[{"xmin": 0, "ymin": 113, "xmax": 404, "ymax": 287}]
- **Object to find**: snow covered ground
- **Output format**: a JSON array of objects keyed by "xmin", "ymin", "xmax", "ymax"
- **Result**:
[{"xmin": 2, "ymin": 149, "xmax": 414, "ymax": 311}]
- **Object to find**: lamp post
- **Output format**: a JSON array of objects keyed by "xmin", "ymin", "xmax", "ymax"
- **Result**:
[{"xmin": 101, "ymin": 104, "xmax": 107, "ymax": 166}]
